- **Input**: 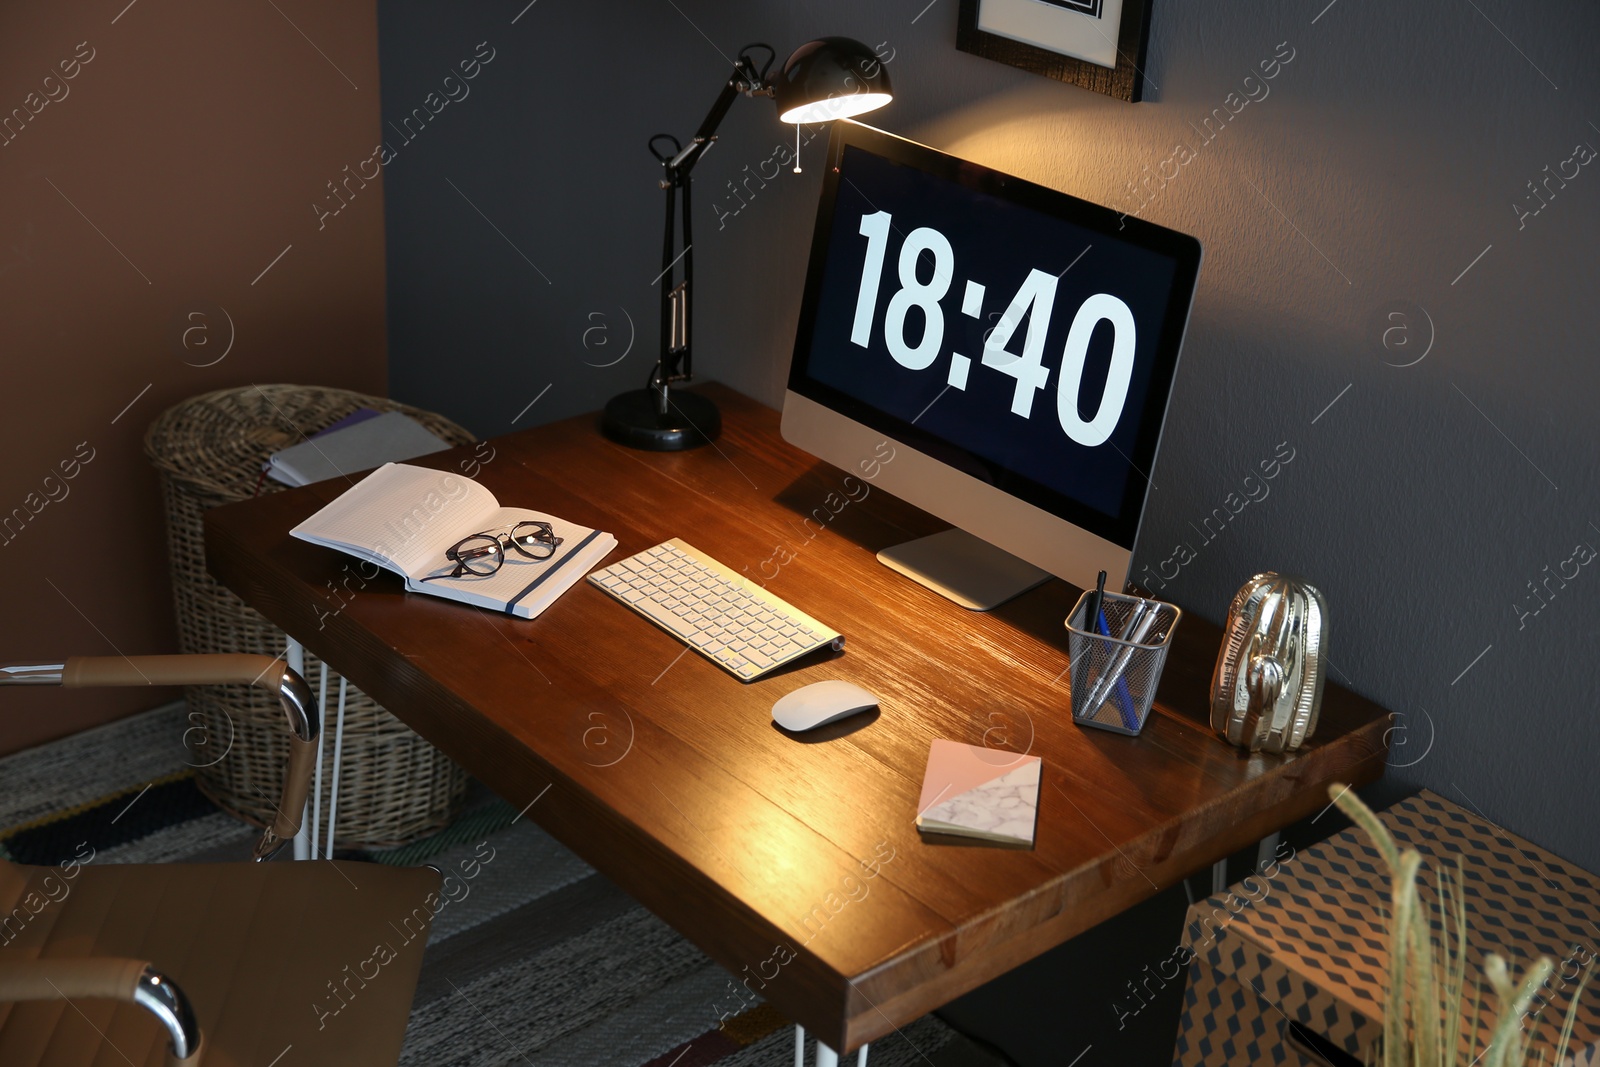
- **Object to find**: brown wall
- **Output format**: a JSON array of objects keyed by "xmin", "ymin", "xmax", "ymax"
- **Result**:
[{"xmin": 0, "ymin": 1, "xmax": 387, "ymax": 755}]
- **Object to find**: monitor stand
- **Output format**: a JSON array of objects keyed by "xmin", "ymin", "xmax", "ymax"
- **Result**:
[{"xmin": 877, "ymin": 528, "xmax": 1052, "ymax": 611}]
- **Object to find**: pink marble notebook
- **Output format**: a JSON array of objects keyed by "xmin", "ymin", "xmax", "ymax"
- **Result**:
[{"xmin": 915, "ymin": 739, "xmax": 1041, "ymax": 845}]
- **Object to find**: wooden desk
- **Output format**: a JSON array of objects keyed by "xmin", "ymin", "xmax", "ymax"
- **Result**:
[{"xmin": 205, "ymin": 383, "xmax": 1388, "ymax": 1054}]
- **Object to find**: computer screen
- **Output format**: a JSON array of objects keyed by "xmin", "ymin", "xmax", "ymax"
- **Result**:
[{"xmin": 783, "ymin": 122, "xmax": 1201, "ymax": 597}]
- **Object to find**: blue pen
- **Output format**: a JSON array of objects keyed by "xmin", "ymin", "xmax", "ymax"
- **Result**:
[{"xmin": 1096, "ymin": 606, "xmax": 1141, "ymax": 730}]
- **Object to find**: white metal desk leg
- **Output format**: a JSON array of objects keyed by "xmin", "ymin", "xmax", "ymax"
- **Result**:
[
  {"xmin": 325, "ymin": 676, "xmax": 348, "ymax": 859},
  {"xmin": 1211, "ymin": 858, "xmax": 1227, "ymax": 894},
  {"xmin": 792, "ymin": 1025, "xmax": 864, "ymax": 1066},
  {"xmin": 1256, "ymin": 832, "xmax": 1281, "ymax": 874},
  {"xmin": 286, "ymin": 639, "xmax": 310, "ymax": 861},
  {"xmin": 310, "ymin": 660, "xmax": 328, "ymax": 860}
]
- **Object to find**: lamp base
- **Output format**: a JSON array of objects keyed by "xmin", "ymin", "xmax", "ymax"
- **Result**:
[{"xmin": 601, "ymin": 388, "xmax": 721, "ymax": 451}]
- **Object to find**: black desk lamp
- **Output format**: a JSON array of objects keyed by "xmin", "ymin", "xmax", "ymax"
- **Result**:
[{"xmin": 601, "ymin": 36, "xmax": 893, "ymax": 451}]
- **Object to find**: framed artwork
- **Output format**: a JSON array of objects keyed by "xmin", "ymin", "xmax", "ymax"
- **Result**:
[{"xmin": 955, "ymin": 0, "xmax": 1155, "ymax": 103}]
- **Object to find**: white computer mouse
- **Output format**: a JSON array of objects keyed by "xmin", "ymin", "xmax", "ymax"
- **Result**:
[{"xmin": 772, "ymin": 680, "xmax": 879, "ymax": 732}]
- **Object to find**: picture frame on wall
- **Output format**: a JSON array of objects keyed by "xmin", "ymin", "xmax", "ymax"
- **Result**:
[{"xmin": 955, "ymin": 0, "xmax": 1155, "ymax": 103}]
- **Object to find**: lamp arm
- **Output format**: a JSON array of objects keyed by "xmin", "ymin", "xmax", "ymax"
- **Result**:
[
  {"xmin": 650, "ymin": 47, "xmax": 774, "ymax": 405},
  {"xmin": 667, "ymin": 47, "xmax": 775, "ymax": 179}
]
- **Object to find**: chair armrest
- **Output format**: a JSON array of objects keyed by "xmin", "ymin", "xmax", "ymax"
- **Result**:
[
  {"xmin": 1, "ymin": 654, "xmax": 321, "ymax": 861},
  {"xmin": 0, "ymin": 957, "xmax": 201, "ymax": 1065}
]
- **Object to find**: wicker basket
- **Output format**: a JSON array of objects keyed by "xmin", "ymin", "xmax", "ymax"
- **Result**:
[{"xmin": 144, "ymin": 384, "xmax": 475, "ymax": 850}]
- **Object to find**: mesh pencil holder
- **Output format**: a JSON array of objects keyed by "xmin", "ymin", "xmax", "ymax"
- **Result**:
[{"xmin": 1065, "ymin": 590, "xmax": 1182, "ymax": 736}]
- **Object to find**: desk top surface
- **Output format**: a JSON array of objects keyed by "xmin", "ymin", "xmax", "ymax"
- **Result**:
[{"xmin": 205, "ymin": 383, "xmax": 1388, "ymax": 1051}]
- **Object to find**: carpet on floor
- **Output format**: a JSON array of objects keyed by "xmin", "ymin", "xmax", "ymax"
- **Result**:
[{"xmin": 0, "ymin": 703, "xmax": 978, "ymax": 1067}]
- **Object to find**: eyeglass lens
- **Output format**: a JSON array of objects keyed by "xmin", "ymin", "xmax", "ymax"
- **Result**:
[
  {"xmin": 450, "ymin": 534, "xmax": 504, "ymax": 576},
  {"xmin": 505, "ymin": 521, "xmax": 560, "ymax": 560}
]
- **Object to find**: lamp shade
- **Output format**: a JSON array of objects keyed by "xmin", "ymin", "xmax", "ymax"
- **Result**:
[{"xmin": 773, "ymin": 36, "xmax": 893, "ymax": 124}]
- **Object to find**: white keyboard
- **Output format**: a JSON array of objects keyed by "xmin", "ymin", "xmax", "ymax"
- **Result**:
[{"xmin": 588, "ymin": 539, "xmax": 843, "ymax": 681}]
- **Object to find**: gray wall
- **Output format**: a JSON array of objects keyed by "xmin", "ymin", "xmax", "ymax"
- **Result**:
[{"xmin": 380, "ymin": 2, "xmax": 1600, "ymax": 871}]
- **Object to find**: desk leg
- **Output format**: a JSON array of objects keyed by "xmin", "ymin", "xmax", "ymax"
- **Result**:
[
  {"xmin": 794, "ymin": 1027, "xmax": 866, "ymax": 1067},
  {"xmin": 310, "ymin": 657, "xmax": 328, "ymax": 860},
  {"xmin": 325, "ymin": 676, "xmax": 348, "ymax": 859},
  {"xmin": 287, "ymin": 639, "xmax": 310, "ymax": 861},
  {"xmin": 1206, "ymin": 837, "xmax": 1278, "ymax": 894},
  {"xmin": 1256, "ymin": 832, "xmax": 1281, "ymax": 874}
]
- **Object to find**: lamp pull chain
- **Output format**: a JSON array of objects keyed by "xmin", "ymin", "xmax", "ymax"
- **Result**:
[{"xmin": 794, "ymin": 123, "xmax": 802, "ymax": 174}]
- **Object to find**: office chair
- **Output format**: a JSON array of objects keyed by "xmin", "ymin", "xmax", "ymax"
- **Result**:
[{"xmin": 0, "ymin": 655, "xmax": 442, "ymax": 1066}]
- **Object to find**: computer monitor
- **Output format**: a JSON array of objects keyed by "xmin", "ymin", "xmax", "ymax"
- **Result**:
[{"xmin": 781, "ymin": 122, "xmax": 1202, "ymax": 609}]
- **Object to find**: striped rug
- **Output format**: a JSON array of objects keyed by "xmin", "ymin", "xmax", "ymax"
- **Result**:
[{"xmin": 0, "ymin": 704, "xmax": 984, "ymax": 1067}]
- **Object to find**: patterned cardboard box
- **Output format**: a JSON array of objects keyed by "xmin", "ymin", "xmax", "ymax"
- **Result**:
[{"xmin": 1171, "ymin": 791, "xmax": 1599, "ymax": 1066}]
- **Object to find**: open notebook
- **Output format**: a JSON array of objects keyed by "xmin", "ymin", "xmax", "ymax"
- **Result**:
[{"xmin": 291, "ymin": 463, "xmax": 616, "ymax": 619}]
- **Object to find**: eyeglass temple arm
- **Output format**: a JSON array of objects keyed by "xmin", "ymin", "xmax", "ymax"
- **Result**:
[{"xmin": 0, "ymin": 655, "xmax": 320, "ymax": 861}]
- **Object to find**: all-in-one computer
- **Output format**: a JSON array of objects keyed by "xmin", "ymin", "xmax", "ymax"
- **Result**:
[{"xmin": 783, "ymin": 121, "xmax": 1203, "ymax": 608}]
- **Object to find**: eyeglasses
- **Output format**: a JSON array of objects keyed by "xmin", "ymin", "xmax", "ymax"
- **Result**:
[{"xmin": 419, "ymin": 522, "xmax": 564, "ymax": 582}]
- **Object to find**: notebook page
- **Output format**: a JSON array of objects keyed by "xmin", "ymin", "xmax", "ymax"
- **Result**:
[{"xmin": 290, "ymin": 463, "xmax": 499, "ymax": 578}]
